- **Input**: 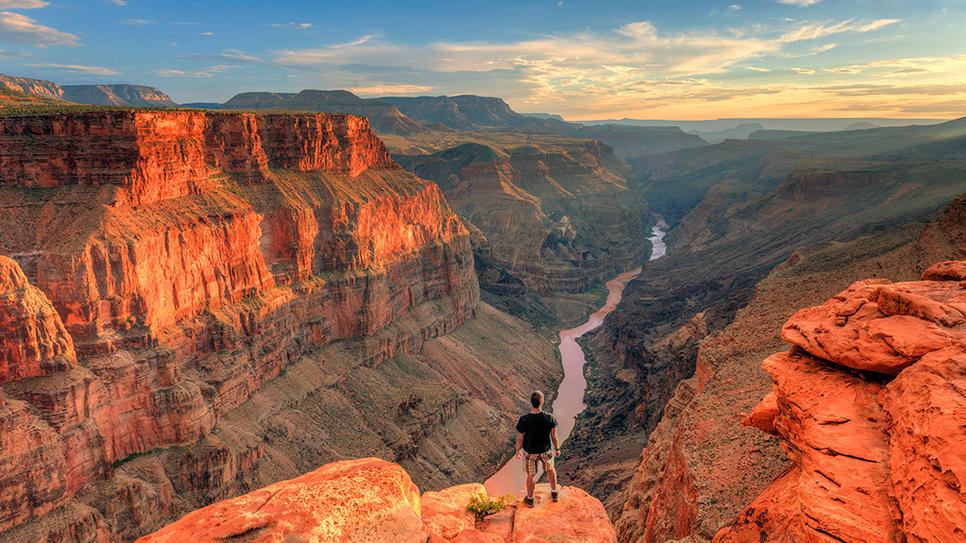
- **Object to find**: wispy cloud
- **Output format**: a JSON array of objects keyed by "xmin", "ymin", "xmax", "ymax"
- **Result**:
[
  {"xmin": 348, "ymin": 83, "xmax": 432, "ymax": 96},
  {"xmin": 746, "ymin": 66, "xmax": 771, "ymax": 72},
  {"xmin": 773, "ymin": 0, "xmax": 823, "ymax": 6},
  {"xmin": 120, "ymin": 18, "xmax": 153, "ymax": 25},
  {"xmin": 0, "ymin": 0, "xmax": 48, "ymax": 8},
  {"xmin": 27, "ymin": 62, "xmax": 119, "ymax": 74},
  {"xmin": 179, "ymin": 49, "xmax": 262, "ymax": 64},
  {"xmin": 0, "ymin": 11, "xmax": 79, "ymax": 46},
  {"xmin": 269, "ymin": 22, "xmax": 311, "ymax": 29},
  {"xmin": 107, "ymin": 0, "xmax": 126, "ymax": 5},
  {"xmin": 779, "ymin": 18, "xmax": 900, "ymax": 42},
  {"xmin": 729, "ymin": 4, "xmax": 742, "ymax": 11}
]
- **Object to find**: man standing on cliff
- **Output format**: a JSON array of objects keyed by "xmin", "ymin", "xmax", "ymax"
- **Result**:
[{"xmin": 516, "ymin": 390, "xmax": 560, "ymax": 506}]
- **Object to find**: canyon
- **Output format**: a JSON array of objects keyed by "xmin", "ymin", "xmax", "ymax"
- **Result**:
[
  {"xmin": 561, "ymin": 118, "xmax": 966, "ymax": 542},
  {"xmin": 0, "ymin": 108, "xmax": 565, "ymax": 542},
  {"xmin": 2, "ymin": 76, "xmax": 965, "ymax": 543}
]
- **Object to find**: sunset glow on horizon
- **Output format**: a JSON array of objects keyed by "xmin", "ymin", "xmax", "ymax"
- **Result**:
[{"xmin": 0, "ymin": 0, "xmax": 962, "ymax": 120}]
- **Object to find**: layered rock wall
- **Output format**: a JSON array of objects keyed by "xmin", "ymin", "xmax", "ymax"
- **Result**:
[{"xmin": 0, "ymin": 110, "xmax": 544, "ymax": 542}]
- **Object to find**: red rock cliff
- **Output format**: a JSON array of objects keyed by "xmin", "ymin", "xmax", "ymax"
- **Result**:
[
  {"xmin": 716, "ymin": 261, "xmax": 966, "ymax": 543},
  {"xmin": 0, "ymin": 110, "xmax": 529, "ymax": 542}
]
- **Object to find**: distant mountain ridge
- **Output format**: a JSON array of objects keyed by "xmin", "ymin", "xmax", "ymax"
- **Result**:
[
  {"xmin": 216, "ymin": 90, "xmax": 427, "ymax": 135},
  {"xmin": 0, "ymin": 73, "xmax": 176, "ymax": 107},
  {"xmin": 380, "ymin": 94, "xmax": 708, "ymax": 158}
]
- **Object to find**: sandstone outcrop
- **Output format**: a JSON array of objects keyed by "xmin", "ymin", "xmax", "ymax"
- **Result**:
[
  {"xmin": 138, "ymin": 458, "xmax": 616, "ymax": 543},
  {"xmin": 715, "ymin": 263, "xmax": 966, "ymax": 543},
  {"xmin": 0, "ymin": 109, "xmax": 558, "ymax": 541}
]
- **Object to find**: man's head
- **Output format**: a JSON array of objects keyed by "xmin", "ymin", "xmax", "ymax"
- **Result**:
[{"xmin": 530, "ymin": 390, "xmax": 544, "ymax": 409}]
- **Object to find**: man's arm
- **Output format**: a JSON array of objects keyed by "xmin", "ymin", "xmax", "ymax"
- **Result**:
[
  {"xmin": 551, "ymin": 427, "xmax": 560, "ymax": 456},
  {"xmin": 516, "ymin": 433, "xmax": 524, "ymax": 458}
]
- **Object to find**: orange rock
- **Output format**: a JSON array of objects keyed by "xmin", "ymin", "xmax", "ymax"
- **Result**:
[
  {"xmin": 742, "ymin": 390, "xmax": 779, "ymax": 436},
  {"xmin": 137, "ymin": 458, "xmax": 428, "ymax": 543},
  {"xmin": 513, "ymin": 485, "xmax": 617, "ymax": 543},
  {"xmin": 421, "ymin": 483, "xmax": 511, "ymax": 543},
  {"xmin": 879, "ymin": 347, "xmax": 966, "ymax": 543},
  {"xmin": 922, "ymin": 260, "xmax": 966, "ymax": 281},
  {"xmin": 781, "ymin": 277, "xmax": 966, "ymax": 375},
  {"xmin": 762, "ymin": 351, "xmax": 900, "ymax": 543},
  {"xmin": 720, "ymin": 262, "xmax": 966, "ymax": 543},
  {"xmin": 713, "ymin": 466, "xmax": 802, "ymax": 543},
  {"xmin": 0, "ymin": 255, "xmax": 76, "ymax": 383}
]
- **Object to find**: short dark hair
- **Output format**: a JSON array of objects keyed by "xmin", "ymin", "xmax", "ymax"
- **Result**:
[{"xmin": 530, "ymin": 390, "xmax": 544, "ymax": 408}]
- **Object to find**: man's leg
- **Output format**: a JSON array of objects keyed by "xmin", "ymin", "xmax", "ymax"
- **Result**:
[
  {"xmin": 546, "ymin": 467, "xmax": 558, "ymax": 492},
  {"xmin": 525, "ymin": 473, "xmax": 535, "ymax": 499}
]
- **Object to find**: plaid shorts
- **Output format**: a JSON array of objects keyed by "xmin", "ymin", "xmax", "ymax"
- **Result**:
[{"xmin": 522, "ymin": 450, "xmax": 555, "ymax": 476}]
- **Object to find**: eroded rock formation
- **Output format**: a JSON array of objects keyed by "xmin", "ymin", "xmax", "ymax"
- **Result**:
[
  {"xmin": 716, "ymin": 261, "xmax": 966, "ymax": 543},
  {"xmin": 0, "ymin": 109, "xmax": 559, "ymax": 541},
  {"xmin": 137, "ymin": 458, "xmax": 617, "ymax": 543},
  {"xmin": 397, "ymin": 137, "xmax": 648, "ymax": 294}
]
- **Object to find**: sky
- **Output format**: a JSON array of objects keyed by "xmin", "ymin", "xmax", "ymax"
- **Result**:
[{"xmin": 0, "ymin": 0, "xmax": 964, "ymax": 120}]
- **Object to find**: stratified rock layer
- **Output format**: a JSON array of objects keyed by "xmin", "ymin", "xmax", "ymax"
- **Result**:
[
  {"xmin": 138, "ymin": 458, "xmax": 617, "ymax": 543},
  {"xmin": 0, "ymin": 255, "xmax": 76, "ymax": 383},
  {"xmin": 0, "ymin": 110, "xmax": 558, "ymax": 542},
  {"xmin": 716, "ymin": 263, "xmax": 966, "ymax": 543}
]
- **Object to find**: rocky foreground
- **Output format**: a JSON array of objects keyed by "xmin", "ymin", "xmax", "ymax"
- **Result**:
[
  {"xmin": 716, "ymin": 260, "xmax": 966, "ymax": 543},
  {"xmin": 137, "ymin": 458, "xmax": 616, "ymax": 543}
]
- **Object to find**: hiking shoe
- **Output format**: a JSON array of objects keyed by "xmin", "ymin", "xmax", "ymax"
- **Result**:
[
  {"xmin": 523, "ymin": 497, "xmax": 534, "ymax": 507},
  {"xmin": 551, "ymin": 491, "xmax": 559, "ymax": 502}
]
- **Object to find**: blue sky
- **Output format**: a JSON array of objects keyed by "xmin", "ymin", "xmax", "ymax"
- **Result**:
[{"xmin": 0, "ymin": 0, "xmax": 964, "ymax": 119}]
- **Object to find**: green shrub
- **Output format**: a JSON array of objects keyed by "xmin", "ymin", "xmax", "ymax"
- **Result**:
[{"xmin": 466, "ymin": 493, "xmax": 515, "ymax": 525}]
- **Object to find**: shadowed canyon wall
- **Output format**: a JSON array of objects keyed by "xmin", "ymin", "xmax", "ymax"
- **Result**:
[{"xmin": 0, "ymin": 110, "xmax": 560, "ymax": 542}]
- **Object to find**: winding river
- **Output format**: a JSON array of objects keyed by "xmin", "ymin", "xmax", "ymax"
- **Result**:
[{"xmin": 483, "ymin": 218, "xmax": 669, "ymax": 496}]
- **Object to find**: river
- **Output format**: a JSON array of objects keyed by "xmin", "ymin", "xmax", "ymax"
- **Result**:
[{"xmin": 483, "ymin": 217, "xmax": 669, "ymax": 496}]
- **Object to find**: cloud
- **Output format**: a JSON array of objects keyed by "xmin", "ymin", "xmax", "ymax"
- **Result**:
[
  {"xmin": 269, "ymin": 22, "xmax": 311, "ymax": 29},
  {"xmin": 199, "ymin": 31, "xmax": 213, "ymax": 36},
  {"xmin": 773, "ymin": 0, "xmax": 822, "ymax": 6},
  {"xmin": 0, "ymin": 0, "xmax": 48, "ymax": 8},
  {"xmin": 120, "ymin": 18, "xmax": 153, "ymax": 25},
  {"xmin": 348, "ymin": 83, "xmax": 432, "ymax": 96},
  {"xmin": 779, "ymin": 18, "xmax": 899, "ymax": 42},
  {"xmin": 262, "ymin": 18, "xmax": 957, "ymax": 120},
  {"xmin": 27, "ymin": 62, "xmax": 119, "ymax": 74},
  {"xmin": 107, "ymin": 0, "xmax": 126, "ymax": 5},
  {"xmin": 857, "ymin": 19, "xmax": 901, "ymax": 32},
  {"xmin": 0, "ymin": 11, "xmax": 79, "ymax": 46},
  {"xmin": 729, "ymin": 4, "xmax": 742, "ymax": 11},
  {"xmin": 179, "ymin": 49, "xmax": 263, "ymax": 64}
]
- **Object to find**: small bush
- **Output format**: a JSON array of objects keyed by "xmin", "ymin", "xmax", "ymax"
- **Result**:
[{"xmin": 466, "ymin": 493, "xmax": 515, "ymax": 525}]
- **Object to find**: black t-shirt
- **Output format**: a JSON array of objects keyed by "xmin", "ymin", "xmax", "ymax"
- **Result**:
[{"xmin": 517, "ymin": 411, "xmax": 557, "ymax": 454}]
